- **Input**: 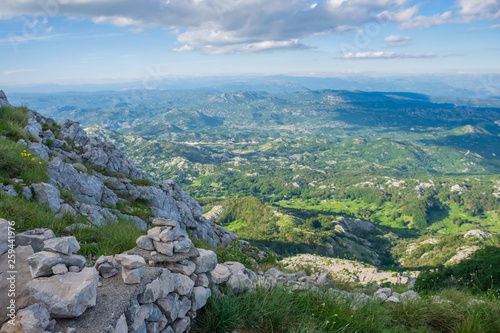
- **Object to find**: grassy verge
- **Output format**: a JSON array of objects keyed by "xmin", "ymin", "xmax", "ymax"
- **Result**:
[
  {"xmin": 0, "ymin": 194, "xmax": 145, "ymax": 260},
  {"xmin": 194, "ymin": 286, "xmax": 500, "ymax": 333},
  {"xmin": 0, "ymin": 140, "xmax": 48, "ymax": 185}
]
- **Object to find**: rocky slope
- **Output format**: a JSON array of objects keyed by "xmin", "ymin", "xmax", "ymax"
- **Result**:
[{"xmin": 1, "ymin": 104, "xmax": 236, "ymax": 247}]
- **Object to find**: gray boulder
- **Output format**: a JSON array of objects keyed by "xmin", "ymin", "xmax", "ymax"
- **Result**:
[
  {"xmin": 0, "ymin": 90, "xmax": 11, "ymax": 107},
  {"xmin": 28, "ymin": 142, "xmax": 50, "ymax": 160},
  {"xmin": 27, "ymin": 251, "xmax": 86, "ymax": 278},
  {"xmin": 0, "ymin": 303, "xmax": 50, "ymax": 332},
  {"xmin": 27, "ymin": 267, "xmax": 99, "ymax": 318},
  {"xmin": 174, "ymin": 274, "xmax": 194, "ymax": 296},
  {"xmin": 194, "ymin": 249, "xmax": 217, "ymax": 274},
  {"xmin": 191, "ymin": 287, "xmax": 211, "ymax": 311},
  {"xmin": 211, "ymin": 264, "xmax": 231, "ymax": 284},
  {"xmin": 31, "ymin": 183, "xmax": 61, "ymax": 213},
  {"xmin": 228, "ymin": 271, "xmax": 252, "ymax": 294},
  {"xmin": 0, "ymin": 246, "xmax": 35, "ymax": 323},
  {"xmin": 43, "ymin": 236, "xmax": 80, "ymax": 255},
  {"xmin": 15, "ymin": 229, "xmax": 55, "ymax": 252},
  {"xmin": 0, "ymin": 220, "xmax": 9, "ymax": 256}
]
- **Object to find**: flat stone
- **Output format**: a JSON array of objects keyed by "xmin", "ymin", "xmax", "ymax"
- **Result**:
[
  {"xmin": 16, "ymin": 229, "xmax": 55, "ymax": 252},
  {"xmin": 28, "ymin": 251, "xmax": 86, "ymax": 278},
  {"xmin": 195, "ymin": 273, "xmax": 210, "ymax": 288},
  {"xmin": 158, "ymin": 269, "xmax": 176, "ymax": 298},
  {"xmin": 152, "ymin": 218, "xmax": 177, "ymax": 227},
  {"xmin": 165, "ymin": 260, "xmax": 196, "ymax": 276},
  {"xmin": 265, "ymin": 267, "xmax": 285, "ymax": 279},
  {"xmin": 375, "ymin": 288, "xmax": 392, "ymax": 297},
  {"xmin": 222, "ymin": 262, "xmax": 246, "ymax": 275},
  {"xmin": 43, "ymin": 236, "xmax": 80, "ymax": 255},
  {"xmin": 115, "ymin": 254, "xmax": 146, "ymax": 270},
  {"xmin": 126, "ymin": 246, "xmax": 199, "ymax": 264},
  {"xmin": 27, "ymin": 267, "xmax": 99, "ymax": 318}
]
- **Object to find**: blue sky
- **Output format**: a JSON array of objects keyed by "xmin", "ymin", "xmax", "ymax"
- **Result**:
[{"xmin": 0, "ymin": 0, "xmax": 499, "ymax": 86}]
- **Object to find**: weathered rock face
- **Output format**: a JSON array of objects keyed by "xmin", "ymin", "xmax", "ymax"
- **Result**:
[
  {"xmin": 0, "ymin": 90, "xmax": 10, "ymax": 107},
  {"xmin": 27, "ymin": 267, "xmax": 99, "ymax": 318},
  {"xmin": 0, "ymin": 246, "xmax": 35, "ymax": 323},
  {"xmin": 27, "ymin": 251, "xmax": 86, "ymax": 278},
  {"xmin": 30, "ymin": 183, "xmax": 61, "ymax": 213},
  {"xmin": 0, "ymin": 303, "xmax": 50, "ymax": 333}
]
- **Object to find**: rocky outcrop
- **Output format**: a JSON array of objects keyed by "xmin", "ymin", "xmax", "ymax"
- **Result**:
[{"xmin": 0, "ymin": 90, "xmax": 10, "ymax": 107}]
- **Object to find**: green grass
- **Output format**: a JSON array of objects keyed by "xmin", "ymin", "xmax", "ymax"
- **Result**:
[
  {"xmin": 195, "ymin": 286, "xmax": 500, "ymax": 333},
  {"xmin": 0, "ymin": 106, "xmax": 30, "ymax": 141},
  {"xmin": 0, "ymin": 194, "xmax": 145, "ymax": 260},
  {"xmin": 0, "ymin": 140, "xmax": 48, "ymax": 184}
]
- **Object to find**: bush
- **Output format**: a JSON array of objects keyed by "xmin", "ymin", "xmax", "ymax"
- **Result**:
[{"xmin": 415, "ymin": 246, "xmax": 500, "ymax": 294}]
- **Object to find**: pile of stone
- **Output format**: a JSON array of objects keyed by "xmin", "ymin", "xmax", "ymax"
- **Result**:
[
  {"xmin": 104, "ymin": 222, "xmax": 218, "ymax": 333},
  {"xmin": 134, "ymin": 218, "xmax": 194, "ymax": 258},
  {"xmin": 1, "ymin": 228, "xmax": 99, "ymax": 332},
  {"xmin": 94, "ymin": 254, "xmax": 121, "ymax": 279}
]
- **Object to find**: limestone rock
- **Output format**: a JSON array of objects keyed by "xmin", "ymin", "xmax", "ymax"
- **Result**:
[
  {"xmin": 156, "ymin": 293, "xmax": 180, "ymax": 322},
  {"xmin": 154, "ymin": 241, "xmax": 174, "ymax": 256},
  {"xmin": 0, "ymin": 220, "xmax": 9, "ymax": 256},
  {"xmin": 152, "ymin": 218, "xmax": 177, "ymax": 227},
  {"xmin": 177, "ymin": 297, "xmax": 191, "ymax": 319},
  {"xmin": 28, "ymin": 142, "xmax": 50, "ymax": 160},
  {"xmin": 0, "ymin": 246, "xmax": 35, "ymax": 323},
  {"xmin": 112, "ymin": 314, "xmax": 128, "ymax": 333},
  {"xmin": 211, "ymin": 264, "xmax": 231, "ymax": 284},
  {"xmin": 27, "ymin": 251, "xmax": 86, "ymax": 278},
  {"xmin": 122, "ymin": 267, "xmax": 144, "ymax": 285},
  {"xmin": 228, "ymin": 271, "xmax": 252, "ymax": 294},
  {"xmin": 27, "ymin": 267, "xmax": 99, "ymax": 318},
  {"xmin": 138, "ymin": 279, "xmax": 161, "ymax": 304},
  {"xmin": 15, "ymin": 229, "xmax": 55, "ymax": 252},
  {"xmin": 51, "ymin": 264, "xmax": 68, "ymax": 275},
  {"xmin": 147, "ymin": 228, "xmax": 162, "ymax": 242},
  {"xmin": 174, "ymin": 274, "xmax": 194, "ymax": 296},
  {"xmin": 43, "ymin": 236, "xmax": 80, "ymax": 255},
  {"xmin": 31, "ymin": 183, "xmax": 61, "ymax": 213},
  {"xmin": 0, "ymin": 303, "xmax": 50, "ymax": 333},
  {"xmin": 265, "ymin": 267, "xmax": 285, "ymax": 279},
  {"xmin": 194, "ymin": 249, "xmax": 217, "ymax": 274},
  {"xmin": 174, "ymin": 238, "xmax": 192, "ymax": 254},
  {"xmin": 172, "ymin": 317, "xmax": 190, "ymax": 333},
  {"xmin": 195, "ymin": 273, "xmax": 210, "ymax": 288},
  {"xmin": 222, "ymin": 262, "xmax": 246, "ymax": 275},
  {"xmin": 136, "ymin": 235, "xmax": 154, "ymax": 251},
  {"xmin": 375, "ymin": 288, "xmax": 392, "ymax": 297},
  {"xmin": 158, "ymin": 269, "xmax": 176, "ymax": 298},
  {"xmin": 115, "ymin": 254, "xmax": 146, "ymax": 270},
  {"xmin": 191, "ymin": 287, "xmax": 211, "ymax": 311},
  {"xmin": 165, "ymin": 260, "xmax": 196, "ymax": 276},
  {"xmin": 0, "ymin": 90, "xmax": 11, "ymax": 107}
]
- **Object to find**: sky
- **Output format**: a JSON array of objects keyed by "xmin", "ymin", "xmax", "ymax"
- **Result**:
[{"xmin": 0, "ymin": 0, "xmax": 499, "ymax": 87}]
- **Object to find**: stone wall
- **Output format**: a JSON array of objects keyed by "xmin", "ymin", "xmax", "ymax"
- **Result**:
[{"xmin": 0, "ymin": 217, "xmax": 216, "ymax": 333}]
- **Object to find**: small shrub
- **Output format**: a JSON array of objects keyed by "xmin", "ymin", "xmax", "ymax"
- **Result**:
[
  {"xmin": 0, "ymin": 141, "xmax": 48, "ymax": 184},
  {"xmin": 131, "ymin": 178, "xmax": 154, "ymax": 186}
]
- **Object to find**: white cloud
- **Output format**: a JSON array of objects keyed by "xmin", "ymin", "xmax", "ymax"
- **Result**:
[
  {"xmin": 340, "ymin": 51, "xmax": 437, "ymax": 59},
  {"xmin": 384, "ymin": 34, "xmax": 412, "ymax": 47},
  {"xmin": 171, "ymin": 44, "xmax": 194, "ymax": 52},
  {"xmin": 398, "ymin": 11, "xmax": 452, "ymax": 29},
  {"xmin": 0, "ymin": 0, "xmax": 413, "ymax": 54},
  {"xmin": 4, "ymin": 69, "xmax": 37, "ymax": 76},
  {"xmin": 456, "ymin": 0, "xmax": 500, "ymax": 21},
  {"xmin": 128, "ymin": 27, "xmax": 144, "ymax": 34}
]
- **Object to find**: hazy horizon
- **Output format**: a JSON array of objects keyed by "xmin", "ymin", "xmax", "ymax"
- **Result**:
[{"xmin": 0, "ymin": 0, "xmax": 499, "ymax": 90}]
